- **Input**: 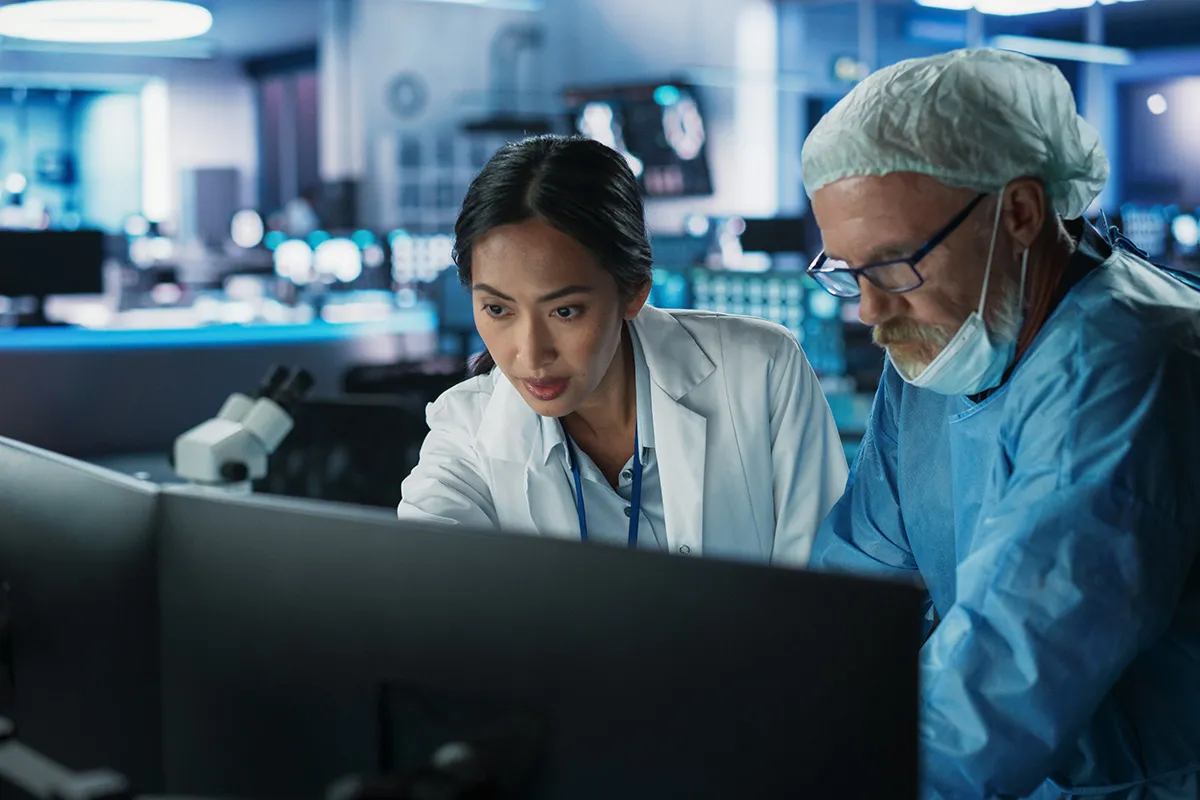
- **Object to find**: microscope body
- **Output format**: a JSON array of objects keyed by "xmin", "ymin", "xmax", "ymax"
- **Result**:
[{"xmin": 172, "ymin": 367, "xmax": 313, "ymax": 490}]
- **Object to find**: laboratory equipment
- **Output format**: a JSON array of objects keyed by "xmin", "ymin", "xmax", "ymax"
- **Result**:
[
  {"xmin": 171, "ymin": 365, "xmax": 314, "ymax": 489},
  {"xmin": 0, "ymin": 229, "xmax": 105, "ymax": 326},
  {"xmin": 253, "ymin": 395, "xmax": 433, "ymax": 509}
]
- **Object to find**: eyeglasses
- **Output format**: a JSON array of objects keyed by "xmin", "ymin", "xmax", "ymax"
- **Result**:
[{"xmin": 807, "ymin": 193, "xmax": 988, "ymax": 299}]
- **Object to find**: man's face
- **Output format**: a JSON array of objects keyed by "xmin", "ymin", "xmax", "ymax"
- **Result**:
[{"xmin": 811, "ymin": 172, "xmax": 1020, "ymax": 379}]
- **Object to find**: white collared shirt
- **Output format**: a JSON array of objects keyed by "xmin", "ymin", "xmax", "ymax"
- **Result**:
[{"xmin": 538, "ymin": 326, "xmax": 666, "ymax": 551}]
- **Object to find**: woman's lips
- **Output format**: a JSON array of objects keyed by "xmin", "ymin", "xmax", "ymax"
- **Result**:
[{"xmin": 523, "ymin": 379, "xmax": 569, "ymax": 402}]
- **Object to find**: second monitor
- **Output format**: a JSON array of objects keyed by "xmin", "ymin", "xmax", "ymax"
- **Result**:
[{"xmin": 156, "ymin": 487, "xmax": 922, "ymax": 800}]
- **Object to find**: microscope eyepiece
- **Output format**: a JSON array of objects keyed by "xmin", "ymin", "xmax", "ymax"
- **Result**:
[
  {"xmin": 273, "ymin": 369, "xmax": 315, "ymax": 409},
  {"xmin": 256, "ymin": 365, "xmax": 291, "ymax": 399}
]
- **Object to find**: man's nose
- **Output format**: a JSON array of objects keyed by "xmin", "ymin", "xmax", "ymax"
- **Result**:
[{"xmin": 856, "ymin": 280, "xmax": 901, "ymax": 327}]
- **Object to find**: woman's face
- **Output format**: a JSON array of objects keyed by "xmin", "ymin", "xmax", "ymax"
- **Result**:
[{"xmin": 470, "ymin": 218, "xmax": 647, "ymax": 417}]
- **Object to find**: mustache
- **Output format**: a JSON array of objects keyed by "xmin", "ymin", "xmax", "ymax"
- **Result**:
[
  {"xmin": 872, "ymin": 277, "xmax": 1026, "ymax": 350},
  {"xmin": 872, "ymin": 320, "xmax": 954, "ymax": 349}
]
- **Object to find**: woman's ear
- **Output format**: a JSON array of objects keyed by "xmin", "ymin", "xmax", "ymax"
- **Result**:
[{"xmin": 624, "ymin": 280, "xmax": 652, "ymax": 320}]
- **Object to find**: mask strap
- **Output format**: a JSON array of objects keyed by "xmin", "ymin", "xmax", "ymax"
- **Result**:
[
  {"xmin": 1018, "ymin": 247, "xmax": 1029, "ymax": 308},
  {"xmin": 978, "ymin": 192, "xmax": 1006, "ymax": 315}
]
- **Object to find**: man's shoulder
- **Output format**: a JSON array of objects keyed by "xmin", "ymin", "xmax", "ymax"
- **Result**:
[{"xmin": 1041, "ymin": 254, "xmax": 1200, "ymax": 370}]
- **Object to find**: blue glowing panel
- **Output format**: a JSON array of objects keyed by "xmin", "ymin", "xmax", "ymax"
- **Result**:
[
  {"xmin": 648, "ymin": 268, "xmax": 691, "ymax": 309},
  {"xmin": 0, "ymin": 311, "xmax": 436, "ymax": 352},
  {"xmin": 1119, "ymin": 205, "xmax": 1168, "ymax": 259},
  {"xmin": 689, "ymin": 269, "xmax": 846, "ymax": 376}
]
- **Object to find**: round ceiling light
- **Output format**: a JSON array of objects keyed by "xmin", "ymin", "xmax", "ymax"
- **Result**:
[{"xmin": 0, "ymin": 1, "xmax": 213, "ymax": 43}]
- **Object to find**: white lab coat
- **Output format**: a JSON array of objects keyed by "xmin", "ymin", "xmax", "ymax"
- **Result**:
[{"xmin": 397, "ymin": 305, "xmax": 849, "ymax": 565}]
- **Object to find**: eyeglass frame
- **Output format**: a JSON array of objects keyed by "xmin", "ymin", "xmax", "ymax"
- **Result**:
[{"xmin": 806, "ymin": 193, "xmax": 989, "ymax": 298}]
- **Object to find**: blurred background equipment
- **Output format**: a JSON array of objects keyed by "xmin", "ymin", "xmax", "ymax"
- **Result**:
[
  {"xmin": 0, "ymin": 0, "xmax": 1194, "ymax": 499},
  {"xmin": 252, "ymin": 395, "xmax": 431, "ymax": 509},
  {"xmin": 0, "ymin": 229, "xmax": 104, "ymax": 326},
  {"xmin": 564, "ymin": 81, "xmax": 713, "ymax": 198}
]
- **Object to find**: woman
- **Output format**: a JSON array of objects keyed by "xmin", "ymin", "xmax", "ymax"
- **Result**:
[{"xmin": 398, "ymin": 135, "xmax": 847, "ymax": 566}]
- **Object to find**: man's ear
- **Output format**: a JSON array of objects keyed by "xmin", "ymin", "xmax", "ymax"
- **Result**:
[{"xmin": 1004, "ymin": 177, "xmax": 1048, "ymax": 256}]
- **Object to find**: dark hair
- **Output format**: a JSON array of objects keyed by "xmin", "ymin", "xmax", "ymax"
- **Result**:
[{"xmin": 454, "ymin": 134, "xmax": 654, "ymax": 377}]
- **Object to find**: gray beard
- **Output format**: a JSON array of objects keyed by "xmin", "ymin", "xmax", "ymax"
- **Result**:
[{"xmin": 887, "ymin": 278, "xmax": 1024, "ymax": 381}]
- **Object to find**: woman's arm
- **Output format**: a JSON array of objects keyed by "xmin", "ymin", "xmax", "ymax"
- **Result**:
[
  {"xmin": 397, "ymin": 392, "xmax": 499, "ymax": 529},
  {"xmin": 765, "ymin": 331, "xmax": 850, "ymax": 565}
]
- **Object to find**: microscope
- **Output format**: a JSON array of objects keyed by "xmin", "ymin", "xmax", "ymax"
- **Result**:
[{"xmin": 171, "ymin": 365, "xmax": 314, "ymax": 491}]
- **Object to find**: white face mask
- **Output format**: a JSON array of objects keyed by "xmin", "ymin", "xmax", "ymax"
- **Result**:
[{"xmin": 905, "ymin": 193, "xmax": 1028, "ymax": 396}]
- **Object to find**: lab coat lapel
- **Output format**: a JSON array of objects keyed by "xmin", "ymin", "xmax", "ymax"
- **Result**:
[
  {"xmin": 474, "ymin": 373, "xmax": 579, "ymax": 540},
  {"xmin": 651, "ymin": 386, "xmax": 707, "ymax": 554},
  {"xmin": 632, "ymin": 307, "xmax": 715, "ymax": 555}
]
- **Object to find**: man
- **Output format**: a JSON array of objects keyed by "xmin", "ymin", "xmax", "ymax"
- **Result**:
[{"xmin": 804, "ymin": 48, "xmax": 1200, "ymax": 798}]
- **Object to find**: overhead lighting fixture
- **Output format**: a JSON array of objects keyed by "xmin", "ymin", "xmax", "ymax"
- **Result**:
[
  {"xmin": 0, "ymin": 1, "xmax": 213, "ymax": 44},
  {"xmin": 915, "ymin": 0, "xmax": 1147, "ymax": 15},
  {"xmin": 989, "ymin": 35, "xmax": 1134, "ymax": 65},
  {"xmin": 404, "ymin": 0, "xmax": 543, "ymax": 8},
  {"xmin": 1172, "ymin": 214, "xmax": 1198, "ymax": 247},
  {"xmin": 3, "ymin": 173, "xmax": 27, "ymax": 194}
]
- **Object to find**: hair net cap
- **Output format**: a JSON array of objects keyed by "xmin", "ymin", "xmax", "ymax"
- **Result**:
[{"xmin": 801, "ymin": 48, "xmax": 1109, "ymax": 219}]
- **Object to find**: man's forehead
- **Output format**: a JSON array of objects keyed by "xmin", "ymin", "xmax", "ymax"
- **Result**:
[
  {"xmin": 811, "ymin": 173, "xmax": 973, "ymax": 261},
  {"xmin": 813, "ymin": 173, "xmax": 967, "ymax": 215}
]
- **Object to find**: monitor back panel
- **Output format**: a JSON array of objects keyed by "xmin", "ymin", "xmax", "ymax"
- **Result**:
[
  {"xmin": 0, "ymin": 437, "xmax": 163, "ymax": 792},
  {"xmin": 158, "ymin": 488, "xmax": 921, "ymax": 800}
]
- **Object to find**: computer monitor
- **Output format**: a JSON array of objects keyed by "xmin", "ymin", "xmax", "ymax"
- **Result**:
[
  {"xmin": 0, "ymin": 436, "xmax": 163, "ymax": 793},
  {"xmin": 563, "ymin": 81, "xmax": 713, "ymax": 199},
  {"xmin": 0, "ymin": 229, "xmax": 105, "ymax": 325},
  {"xmin": 431, "ymin": 265, "xmax": 482, "ymax": 363},
  {"xmin": 156, "ymin": 487, "xmax": 922, "ymax": 799},
  {"xmin": 432, "ymin": 265, "xmax": 474, "ymax": 332},
  {"xmin": 738, "ymin": 217, "xmax": 808, "ymax": 255},
  {"xmin": 0, "ymin": 229, "xmax": 106, "ymax": 297}
]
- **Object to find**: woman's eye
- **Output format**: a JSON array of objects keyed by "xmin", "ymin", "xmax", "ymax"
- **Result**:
[
  {"xmin": 552, "ymin": 306, "xmax": 580, "ymax": 319},
  {"xmin": 482, "ymin": 304, "xmax": 506, "ymax": 317}
]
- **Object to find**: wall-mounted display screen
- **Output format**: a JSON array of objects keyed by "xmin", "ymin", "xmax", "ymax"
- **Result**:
[{"xmin": 563, "ymin": 81, "xmax": 713, "ymax": 199}]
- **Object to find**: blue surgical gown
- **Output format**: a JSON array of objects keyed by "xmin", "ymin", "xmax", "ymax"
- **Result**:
[{"xmin": 811, "ymin": 229, "xmax": 1200, "ymax": 799}]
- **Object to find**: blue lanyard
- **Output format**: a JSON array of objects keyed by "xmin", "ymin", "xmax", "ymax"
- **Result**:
[{"xmin": 562, "ymin": 422, "xmax": 642, "ymax": 548}]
